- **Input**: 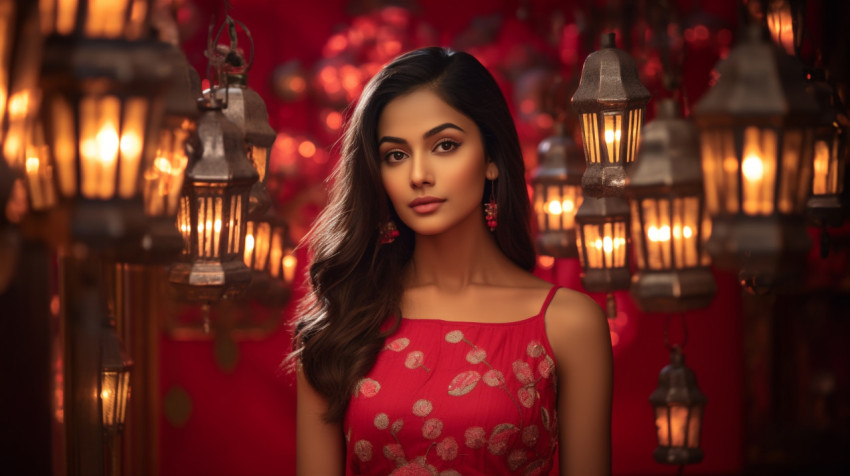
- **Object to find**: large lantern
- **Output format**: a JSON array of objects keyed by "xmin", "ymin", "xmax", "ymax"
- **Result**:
[
  {"xmin": 649, "ymin": 346, "xmax": 707, "ymax": 466},
  {"xmin": 101, "ymin": 320, "xmax": 132, "ymax": 435},
  {"xmin": 572, "ymin": 32, "xmax": 650, "ymax": 198},
  {"xmin": 627, "ymin": 100, "xmax": 715, "ymax": 312},
  {"xmin": 532, "ymin": 122, "xmax": 585, "ymax": 258},
  {"xmin": 39, "ymin": 0, "xmax": 152, "ymax": 40},
  {"xmin": 575, "ymin": 196, "xmax": 630, "ymax": 317},
  {"xmin": 168, "ymin": 105, "xmax": 258, "ymax": 303},
  {"xmin": 692, "ymin": 25, "xmax": 819, "ymax": 292},
  {"xmin": 806, "ymin": 71, "xmax": 847, "ymax": 230},
  {"xmin": 243, "ymin": 206, "xmax": 296, "ymax": 308}
]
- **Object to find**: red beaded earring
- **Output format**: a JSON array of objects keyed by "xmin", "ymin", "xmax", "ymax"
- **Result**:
[
  {"xmin": 484, "ymin": 180, "xmax": 497, "ymax": 232},
  {"xmin": 379, "ymin": 219, "xmax": 399, "ymax": 244}
]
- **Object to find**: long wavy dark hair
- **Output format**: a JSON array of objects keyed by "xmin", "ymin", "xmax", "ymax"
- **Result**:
[{"xmin": 290, "ymin": 47, "xmax": 535, "ymax": 423}]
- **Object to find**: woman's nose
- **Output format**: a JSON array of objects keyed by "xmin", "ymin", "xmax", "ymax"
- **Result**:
[{"xmin": 409, "ymin": 153, "xmax": 433, "ymax": 188}]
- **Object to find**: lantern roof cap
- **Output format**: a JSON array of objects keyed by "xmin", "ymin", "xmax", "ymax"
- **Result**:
[
  {"xmin": 215, "ymin": 84, "xmax": 276, "ymax": 147},
  {"xmin": 575, "ymin": 196, "xmax": 630, "ymax": 220},
  {"xmin": 534, "ymin": 130, "xmax": 585, "ymax": 182},
  {"xmin": 649, "ymin": 348, "xmax": 707, "ymax": 406},
  {"xmin": 189, "ymin": 110, "xmax": 259, "ymax": 184},
  {"xmin": 693, "ymin": 25, "xmax": 819, "ymax": 125},
  {"xmin": 162, "ymin": 45, "xmax": 201, "ymax": 124},
  {"xmin": 571, "ymin": 32, "xmax": 650, "ymax": 112},
  {"xmin": 628, "ymin": 99, "xmax": 703, "ymax": 192}
]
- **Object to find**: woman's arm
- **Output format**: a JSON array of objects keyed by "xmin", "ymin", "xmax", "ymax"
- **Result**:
[
  {"xmin": 545, "ymin": 289, "xmax": 614, "ymax": 475},
  {"xmin": 296, "ymin": 368, "xmax": 346, "ymax": 476}
]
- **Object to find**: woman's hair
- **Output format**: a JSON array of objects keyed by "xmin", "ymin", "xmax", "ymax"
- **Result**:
[{"xmin": 290, "ymin": 46, "xmax": 535, "ymax": 422}]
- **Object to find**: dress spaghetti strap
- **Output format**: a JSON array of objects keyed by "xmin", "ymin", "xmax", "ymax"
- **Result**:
[{"xmin": 537, "ymin": 284, "xmax": 561, "ymax": 317}]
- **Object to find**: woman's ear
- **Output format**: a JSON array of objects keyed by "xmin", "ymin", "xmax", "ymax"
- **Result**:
[{"xmin": 485, "ymin": 161, "xmax": 499, "ymax": 180}]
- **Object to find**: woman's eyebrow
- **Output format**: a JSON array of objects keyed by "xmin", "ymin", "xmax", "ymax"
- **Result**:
[{"xmin": 378, "ymin": 123, "xmax": 465, "ymax": 146}]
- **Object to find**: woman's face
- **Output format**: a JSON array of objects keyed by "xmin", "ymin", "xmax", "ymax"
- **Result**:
[{"xmin": 378, "ymin": 88, "xmax": 498, "ymax": 237}]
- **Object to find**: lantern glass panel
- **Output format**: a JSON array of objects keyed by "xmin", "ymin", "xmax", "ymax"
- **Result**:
[
  {"xmin": 79, "ymin": 96, "xmax": 120, "ymax": 199},
  {"xmin": 812, "ymin": 139, "xmax": 833, "ymax": 195},
  {"xmin": 143, "ymin": 127, "xmax": 189, "ymax": 216},
  {"xmin": 244, "ymin": 221, "xmax": 256, "ymax": 268},
  {"xmin": 101, "ymin": 369, "xmax": 118, "ymax": 427},
  {"xmin": 250, "ymin": 145, "xmax": 269, "ymax": 183},
  {"xmin": 778, "ymin": 128, "xmax": 800, "ymax": 213},
  {"xmin": 767, "ymin": 2, "xmax": 795, "ymax": 55},
  {"xmin": 229, "ymin": 193, "xmax": 244, "ymax": 255},
  {"xmin": 118, "ymin": 98, "xmax": 146, "ymax": 198},
  {"xmin": 580, "ymin": 222, "xmax": 627, "ymax": 269},
  {"xmin": 42, "ymin": 0, "xmax": 148, "ymax": 39},
  {"xmin": 580, "ymin": 113, "xmax": 600, "ymax": 164},
  {"xmin": 700, "ymin": 213, "xmax": 712, "ymax": 267},
  {"xmin": 654, "ymin": 406, "xmax": 671, "ymax": 446},
  {"xmin": 253, "ymin": 221, "xmax": 271, "ymax": 272},
  {"xmin": 535, "ymin": 183, "xmax": 582, "ymax": 232},
  {"xmin": 282, "ymin": 249, "xmax": 297, "ymax": 284},
  {"xmin": 195, "ymin": 195, "xmax": 224, "ymax": 258},
  {"xmin": 2, "ymin": 90, "xmax": 34, "ymax": 165},
  {"xmin": 687, "ymin": 405, "xmax": 703, "ymax": 448},
  {"xmin": 24, "ymin": 122, "xmax": 57, "ymax": 211},
  {"xmin": 0, "ymin": 1, "xmax": 12, "ymax": 130},
  {"xmin": 630, "ymin": 201, "xmax": 646, "ymax": 269},
  {"xmin": 603, "ymin": 112, "xmax": 623, "ymax": 164},
  {"xmin": 741, "ymin": 126, "xmax": 777, "ymax": 215},
  {"xmin": 269, "ymin": 225, "xmax": 283, "ymax": 278},
  {"xmin": 177, "ymin": 195, "xmax": 191, "ymax": 250},
  {"xmin": 50, "ymin": 95, "xmax": 76, "ymax": 196},
  {"xmin": 700, "ymin": 129, "xmax": 736, "ymax": 215}
]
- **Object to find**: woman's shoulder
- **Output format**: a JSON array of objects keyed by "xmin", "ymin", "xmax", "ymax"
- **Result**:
[{"xmin": 543, "ymin": 288, "xmax": 608, "ymax": 353}]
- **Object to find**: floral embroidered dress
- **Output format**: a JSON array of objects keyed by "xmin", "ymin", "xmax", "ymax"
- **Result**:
[{"xmin": 344, "ymin": 286, "xmax": 561, "ymax": 476}]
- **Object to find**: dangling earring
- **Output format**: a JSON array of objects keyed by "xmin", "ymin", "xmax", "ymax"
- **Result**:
[
  {"xmin": 484, "ymin": 180, "xmax": 497, "ymax": 232},
  {"xmin": 379, "ymin": 219, "xmax": 399, "ymax": 244}
]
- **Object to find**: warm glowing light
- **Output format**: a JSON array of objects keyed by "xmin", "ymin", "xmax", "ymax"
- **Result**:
[
  {"xmin": 298, "ymin": 141, "xmax": 316, "ymax": 158},
  {"xmin": 282, "ymin": 253, "xmax": 297, "ymax": 283},
  {"xmin": 742, "ymin": 154, "xmax": 764, "ymax": 182},
  {"xmin": 562, "ymin": 199, "xmax": 575, "ymax": 213},
  {"xmin": 97, "ymin": 124, "xmax": 120, "ymax": 164},
  {"xmin": 594, "ymin": 238, "xmax": 603, "ymax": 250},
  {"xmin": 26, "ymin": 156, "xmax": 40, "ymax": 173},
  {"xmin": 154, "ymin": 157, "xmax": 171, "ymax": 174},
  {"xmin": 288, "ymin": 76, "xmax": 306, "ymax": 94},
  {"xmin": 683, "ymin": 226, "xmax": 693, "ymax": 239},
  {"xmin": 325, "ymin": 110, "xmax": 342, "ymax": 130},
  {"xmin": 102, "ymin": 389, "xmax": 111, "ymax": 399},
  {"xmin": 245, "ymin": 234, "xmax": 255, "ymax": 252},
  {"xmin": 537, "ymin": 255, "xmax": 555, "ymax": 269},
  {"xmin": 7, "ymin": 91, "xmax": 29, "ymax": 116},
  {"xmin": 603, "ymin": 236, "xmax": 613, "ymax": 253},
  {"xmin": 214, "ymin": 219, "xmax": 222, "ymax": 233},
  {"xmin": 604, "ymin": 129, "xmax": 622, "ymax": 143},
  {"xmin": 119, "ymin": 131, "xmax": 142, "ymax": 157},
  {"xmin": 547, "ymin": 200, "xmax": 562, "ymax": 215},
  {"xmin": 648, "ymin": 225, "xmax": 671, "ymax": 242}
]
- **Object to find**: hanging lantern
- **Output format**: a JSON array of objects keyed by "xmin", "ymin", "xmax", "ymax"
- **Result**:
[
  {"xmin": 806, "ymin": 71, "xmax": 848, "ymax": 230},
  {"xmin": 627, "ymin": 99, "xmax": 716, "ymax": 312},
  {"xmin": 101, "ymin": 320, "xmax": 132, "ymax": 435},
  {"xmin": 572, "ymin": 32, "xmax": 651, "ymax": 198},
  {"xmin": 765, "ymin": 0, "xmax": 806, "ymax": 57},
  {"xmin": 692, "ymin": 25, "xmax": 818, "ymax": 292},
  {"xmin": 244, "ymin": 206, "xmax": 296, "ymax": 308},
  {"xmin": 532, "ymin": 122, "xmax": 585, "ymax": 258},
  {"xmin": 649, "ymin": 346, "xmax": 707, "ymax": 465},
  {"xmin": 168, "ymin": 105, "xmax": 258, "ymax": 303},
  {"xmin": 39, "ymin": 0, "xmax": 151, "ymax": 40},
  {"xmin": 575, "ymin": 196, "xmax": 630, "ymax": 317}
]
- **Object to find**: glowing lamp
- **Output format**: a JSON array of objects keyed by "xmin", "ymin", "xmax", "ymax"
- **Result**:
[
  {"xmin": 532, "ymin": 122, "xmax": 585, "ymax": 258},
  {"xmin": 693, "ymin": 25, "xmax": 818, "ymax": 292},
  {"xmin": 22, "ymin": 122, "xmax": 57, "ymax": 212},
  {"xmin": 168, "ymin": 106, "xmax": 258, "ymax": 303},
  {"xmin": 649, "ymin": 347, "xmax": 707, "ymax": 465},
  {"xmin": 572, "ymin": 32, "xmax": 650, "ymax": 198},
  {"xmin": 805, "ymin": 71, "xmax": 847, "ymax": 229},
  {"xmin": 244, "ymin": 206, "xmax": 295, "ymax": 307},
  {"xmin": 39, "ymin": 0, "xmax": 151, "ymax": 40},
  {"xmin": 101, "ymin": 321, "xmax": 132, "ymax": 434},
  {"xmin": 575, "ymin": 196, "xmax": 630, "ymax": 317},
  {"xmin": 766, "ymin": 0, "xmax": 806, "ymax": 57},
  {"xmin": 627, "ymin": 100, "xmax": 715, "ymax": 312}
]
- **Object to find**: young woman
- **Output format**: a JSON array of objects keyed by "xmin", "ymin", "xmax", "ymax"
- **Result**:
[{"xmin": 291, "ymin": 47, "xmax": 612, "ymax": 475}]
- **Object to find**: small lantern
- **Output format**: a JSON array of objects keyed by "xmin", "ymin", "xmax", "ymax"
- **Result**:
[
  {"xmin": 532, "ymin": 122, "xmax": 585, "ymax": 258},
  {"xmin": 765, "ymin": 0, "xmax": 806, "ymax": 57},
  {"xmin": 101, "ymin": 320, "xmax": 132, "ymax": 434},
  {"xmin": 693, "ymin": 25, "xmax": 818, "ymax": 292},
  {"xmin": 575, "ymin": 196, "xmax": 630, "ymax": 317},
  {"xmin": 244, "ymin": 206, "xmax": 296, "ymax": 308},
  {"xmin": 168, "ymin": 105, "xmax": 258, "ymax": 303},
  {"xmin": 806, "ymin": 71, "xmax": 847, "ymax": 230},
  {"xmin": 649, "ymin": 347, "xmax": 707, "ymax": 465},
  {"xmin": 572, "ymin": 32, "xmax": 651, "ymax": 198},
  {"xmin": 627, "ymin": 99, "xmax": 716, "ymax": 312},
  {"xmin": 40, "ymin": 0, "xmax": 152, "ymax": 40}
]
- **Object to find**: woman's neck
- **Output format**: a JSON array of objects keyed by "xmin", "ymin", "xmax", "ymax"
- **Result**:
[{"xmin": 405, "ymin": 218, "xmax": 510, "ymax": 292}]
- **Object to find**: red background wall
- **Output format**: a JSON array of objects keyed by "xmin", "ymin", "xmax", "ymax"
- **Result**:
[{"xmin": 160, "ymin": 1, "xmax": 744, "ymax": 474}]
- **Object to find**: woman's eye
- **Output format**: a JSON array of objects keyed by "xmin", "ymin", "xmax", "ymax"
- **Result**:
[
  {"xmin": 435, "ymin": 140, "xmax": 459, "ymax": 152},
  {"xmin": 385, "ymin": 151, "xmax": 406, "ymax": 162}
]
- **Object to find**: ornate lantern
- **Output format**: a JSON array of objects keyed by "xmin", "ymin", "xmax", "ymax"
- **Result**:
[
  {"xmin": 627, "ymin": 99, "xmax": 716, "ymax": 312},
  {"xmin": 572, "ymin": 32, "xmax": 650, "ymax": 198},
  {"xmin": 649, "ymin": 346, "xmax": 707, "ymax": 466},
  {"xmin": 211, "ymin": 16, "xmax": 276, "ymax": 215},
  {"xmin": 806, "ymin": 71, "xmax": 847, "ymax": 232},
  {"xmin": 692, "ymin": 25, "xmax": 819, "ymax": 292},
  {"xmin": 168, "ymin": 105, "xmax": 258, "ymax": 303},
  {"xmin": 532, "ymin": 122, "xmax": 585, "ymax": 258},
  {"xmin": 575, "ymin": 196, "xmax": 630, "ymax": 317},
  {"xmin": 101, "ymin": 320, "xmax": 132, "ymax": 434},
  {"xmin": 765, "ymin": 0, "xmax": 806, "ymax": 57}
]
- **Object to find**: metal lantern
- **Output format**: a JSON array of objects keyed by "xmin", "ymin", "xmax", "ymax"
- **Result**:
[
  {"xmin": 806, "ymin": 71, "xmax": 848, "ymax": 229},
  {"xmin": 572, "ymin": 32, "xmax": 651, "ymax": 198},
  {"xmin": 101, "ymin": 321, "xmax": 132, "ymax": 434},
  {"xmin": 765, "ymin": 0, "xmax": 806, "ymax": 57},
  {"xmin": 40, "ymin": 0, "xmax": 152, "ymax": 40},
  {"xmin": 649, "ymin": 347, "xmax": 707, "ymax": 465},
  {"xmin": 533, "ymin": 122, "xmax": 585, "ymax": 258},
  {"xmin": 168, "ymin": 106, "xmax": 258, "ymax": 303},
  {"xmin": 627, "ymin": 99, "xmax": 716, "ymax": 313},
  {"xmin": 692, "ymin": 25, "xmax": 819, "ymax": 292},
  {"xmin": 575, "ymin": 196, "xmax": 630, "ymax": 317},
  {"xmin": 244, "ymin": 206, "xmax": 296, "ymax": 307}
]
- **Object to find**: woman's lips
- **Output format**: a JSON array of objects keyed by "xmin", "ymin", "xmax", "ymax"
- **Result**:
[{"xmin": 409, "ymin": 197, "xmax": 445, "ymax": 214}]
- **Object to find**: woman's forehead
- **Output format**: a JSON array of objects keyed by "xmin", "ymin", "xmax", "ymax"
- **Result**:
[{"xmin": 377, "ymin": 89, "xmax": 476, "ymax": 139}]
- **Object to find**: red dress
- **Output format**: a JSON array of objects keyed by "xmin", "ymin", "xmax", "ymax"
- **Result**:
[{"xmin": 344, "ymin": 286, "xmax": 561, "ymax": 476}]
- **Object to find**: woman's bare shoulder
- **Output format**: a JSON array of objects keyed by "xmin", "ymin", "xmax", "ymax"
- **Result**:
[{"xmin": 544, "ymin": 288, "xmax": 609, "ymax": 351}]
